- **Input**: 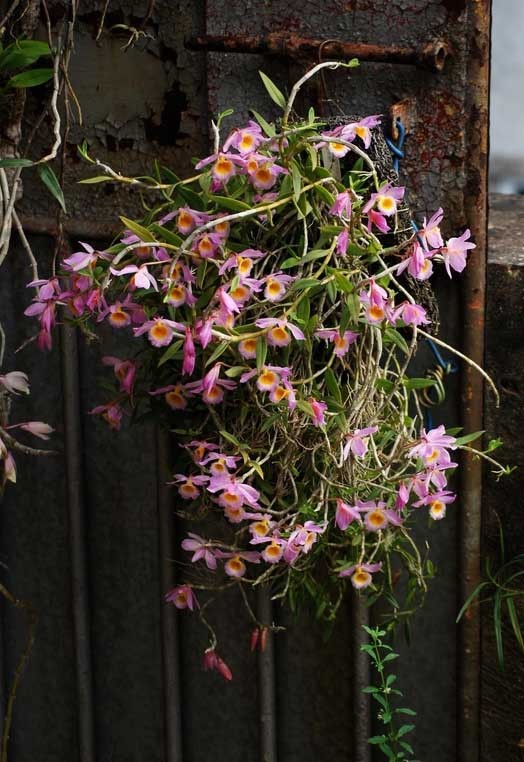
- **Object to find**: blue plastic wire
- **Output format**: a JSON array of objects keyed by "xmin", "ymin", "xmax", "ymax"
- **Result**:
[{"xmin": 385, "ymin": 118, "xmax": 406, "ymax": 173}]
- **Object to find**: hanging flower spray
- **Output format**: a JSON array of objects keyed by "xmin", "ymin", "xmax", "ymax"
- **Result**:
[{"xmin": 25, "ymin": 61, "xmax": 508, "ymax": 679}]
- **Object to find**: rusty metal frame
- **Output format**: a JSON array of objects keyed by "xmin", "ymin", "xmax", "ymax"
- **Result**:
[{"xmin": 458, "ymin": 2, "xmax": 491, "ymax": 761}]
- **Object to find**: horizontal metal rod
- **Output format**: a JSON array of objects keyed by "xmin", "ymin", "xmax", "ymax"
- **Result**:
[{"xmin": 186, "ymin": 34, "xmax": 451, "ymax": 72}]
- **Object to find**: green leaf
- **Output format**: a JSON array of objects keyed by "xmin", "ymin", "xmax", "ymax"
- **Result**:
[
  {"xmin": 383, "ymin": 327, "xmax": 409, "ymax": 355},
  {"xmin": 494, "ymin": 589, "xmax": 504, "ymax": 667},
  {"xmin": 280, "ymin": 257, "xmax": 301, "ymax": 270},
  {"xmin": 396, "ymin": 707, "xmax": 417, "ymax": 716},
  {"xmin": 209, "ymin": 195, "xmax": 250, "ymax": 212},
  {"xmin": 119, "ymin": 216, "xmax": 156, "ymax": 243},
  {"xmin": 291, "ymin": 161, "xmax": 302, "ymax": 203},
  {"xmin": 289, "ymin": 278, "xmax": 320, "ymax": 292},
  {"xmin": 0, "ymin": 40, "xmax": 51, "ymax": 71},
  {"xmin": 454, "ymin": 430, "xmax": 484, "ymax": 446},
  {"xmin": 219, "ymin": 430, "xmax": 243, "ymax": 448},
  {"xmin": 404, "ymin": 377, "xmax": 437, "ymax": 390},
  {"xmin": 397, "ymin": 724, "xmax": 415, "ymax": 738},
  {"xmin": 258, "ymin": 70, "xmax": 287, "ymax": 109},
  {"xmin": 7, "ymin": 67, "xmax": 53, "ymax": 88},
  {"xmin": 205, "ymin": 340, "xmax": 230, "ymax": 366},
  {"xmin": 37, "ymin": 164, "xmax": 66, "ymax": 212},
  {"xmin": 78, "ymin": 175, "xmax": 114, "ymax": 184},
  {"xmin": 325, "ymin": 367, "xmax": 342, "ymax": 404},
  {"xmin": 249, "ymin": 109, "xmax": 276, "ymax": 137},
  {"xmin": 256, "ymin": 338, "xmax": 267, "ymax": 370},
  {"xmin": 224, "ymin": 365, "xmax": 246, "ymax": 378},
  {"xmin": 157, "ymin": 340, "xmax": 183, "ymax": 367},
  {"xmin": 456, "ymin": 581, "xmax": 490, "ymax": 622},
  {"xmin": 333, "ymin": 272, "xmax": 354, "ymax": 294},
  {"xmin": 507, "ymin": 596, "xmax": 524, "ymax": 651},
  {"xmin": 368, "ymin": 736, "xmax": 388, "ymax": 745},
  {"xmin": 149, "ymin": 224, "xmax": 183, "ymax": 248},
  {"xmin": 176, "ymin": 184, "xmax": 205, "ymax": 210},
  {"xmin": 0, "ymin": 157, "xmax": 32, "ymax": 168}
]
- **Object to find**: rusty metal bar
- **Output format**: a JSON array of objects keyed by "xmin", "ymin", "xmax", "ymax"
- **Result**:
[
  {"xmin": 256, "ymin": 588, "xmax": 277, "ymax": 762},
  {"xmin": 351, "ymin": 594, "xmax": 371, "ymax": 762},
  {"xmin": 156, "ymin": 428, "xmax": 183, "ymax": 762},
  {"xmin": 186, "ymin": 34, "xmax": 451, "ymax": 73},
  {"xmin": 458, "ymin": 2, "xmax": 491, "ymax": 761},
  {"xmin": 60, "ymin": 322, "xmax": 96, "ymax": 762}
]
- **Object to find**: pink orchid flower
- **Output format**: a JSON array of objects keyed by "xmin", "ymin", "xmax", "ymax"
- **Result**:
[
  {"xmin": 185, "ymin": 363, "xmax": 236, "ymax": 405},
  {"xmin": 315, "ymin": 328, "xmax": 358, "ymax": 357},
  {"xmin": 363, "ymin": 182, "xmax": 405, "ymax": 217},
  {"xmin": 336, "ymin": 227, "xmax": 350, "ymax": 256},
  {"xmin": 359, "ymin": 280, "xmax": 389, "ymax": 324},
  {"xmin": 102, "ymin": 356, "xmax": 137, "ymax": 395},
  {"xmin": 263, "ymin": 271, "xmax": 295, "ymax": 302},
  {"xmin": 166, "ymin": 282, "xmax": 197, "ymax": 308},
  {"xmin": 413, "ymin": 489, "xmax": 456, "ymax": 520},
  {"xmin": 240, "ymin": 365, "xmax": 292, "ymax": 393},
  {"xmin": 223, "ymin": 120, "xmax": 264, "ymax": 154},
  {"xmin": 0, "ymin": 371, "xmax": 29, "ymax": 395},
  {"xmin": 366, "ymin": 208, "xmax": 390, "ymax": 234},
  {"xmin": 201, "ymin": 451, "xmax": 240, "ymax": 475},
  {"xmin": 219, "ymin": 248, "xmax": 266, "ymax": 278},
  {"xmin": 288, "ymin": 521, "xmax": 326, "ymax": 553},
  {"xmin": 63, "ymin": 242, "xmax": 101, "ymax": 272},
  {"xmin": 176, "ymin": 206, "xmax": 211, "ymax": 235},
  {"xmin": 111, "ymin": 263, "xmax": 159, "ymax": 292},
  {"xmin": 418, "ymin": 208, "xmax": 444, "ymax": 250},
  {"xmin": 269, "ymin": 379, "xmax": 296, "ymax": 410},
  {"xmin": 363, "ymin": 502, "xmax": 404, "ymax": 533},
  {"xmin": 149, "ymin": 383, "xmax": 191, "ymax": 410},
  {"xmin": 193, "ymin": 232, "xmax": 223, "ymax": 260},
  {"xmin": 442, "ymin": 229, "xmax": 475, "ymax": 277},
  {"xmin": 216, "ymin": 550, "xmax": 261, "ymax": 578},
  {"xmin": 335, "ymin": 499, "xmax": 362, "ymax": 530},
  {"xmin": 207, "ymin": 474, "xmax": 261, "ymax": 510},
  {"xmin": 195, "ymin": 152, "xmax": 245, "ymax": 184},
  {"xmin": 396, "ymin": 242, "xmax": 435, "ymax": 281},
  {"xmin": 170, "ymin": 473, "xmax": 209, "ymax": 500},
  {"xmin": 182, "ymin": 326, "xmax": 196, "ymax": 376},
  {"xmin": 13, "ymin": 421, "xmax": 54, "ymax": 440},
  {"xmin": 202, "ymin": 649, "xmax": 232, "ymax": 681},
  {"xmin": 247, "ymin": 157, "xmax": 287, "ymax": 191},
  {"xmin": 329, "ymin": 191, "xmax": 352, "ymax": 220},
  {"xmin": 309, "ymin": 397, "xmax": 327, "ymax": 427},
  {"xmin": 338, "ymin": 562, "xmax": 383, "ymax": 589},
  {"xmin": 181, "ymin": 532, "xmax": 218, "ymax": 569},
  {"xmin": 255, "ymin": 318, "xmax": 305, "ymax": 347},
  {"xmin": 165, "ymin": 584, "xmax": 198, "ymax": 611},
  {"xmin": 133, "ymin": 318, "xmax": 184, "ymax": 348},
  {"xmin": 408, "ymin": 425, "xmax": 457, "ymax": 467},
  {"xmin": 90, "ymin": 402, "xmax": 123, "ymax": 431},
  {"xmin": 343, "ymin": 426, "xmax": 379, "ymax": 459},
  {"xmin": 393, "ymin": 301, "xmax": 430, "ymax": 327}
]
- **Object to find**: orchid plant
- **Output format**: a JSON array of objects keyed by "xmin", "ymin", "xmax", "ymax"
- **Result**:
[{"xmin": 23, "ymin": 60, "xmax": 505, "ymax": 679}]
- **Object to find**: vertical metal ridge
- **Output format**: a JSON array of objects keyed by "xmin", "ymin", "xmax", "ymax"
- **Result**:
[
  {"xmin": 60, "ymin": 323, "xmax": 96, "ymax": 762},
  {"xmin": 156, "ymin": 427, "xmax": 183, "ymax": 762},
  {"xmin": 458, "ymin": 2, "xmax": 491, "ymax": 761},
  {"xmin": 351, "ymin": 594, "xmax": 371, "ymax": 762},
  {"xmin": 256, "ymin": 587, "xmax": 277, "ymax": 762}
]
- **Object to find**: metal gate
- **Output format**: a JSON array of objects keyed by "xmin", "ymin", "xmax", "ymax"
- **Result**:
[{"xmin": 0, "ymin": 1, "xmax": 490, "ymax": 760}]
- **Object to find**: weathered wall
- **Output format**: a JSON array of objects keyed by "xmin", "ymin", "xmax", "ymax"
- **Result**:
[{"xmin": 0, "ymin": 2, "xmax": 490, "ymax": 761}]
